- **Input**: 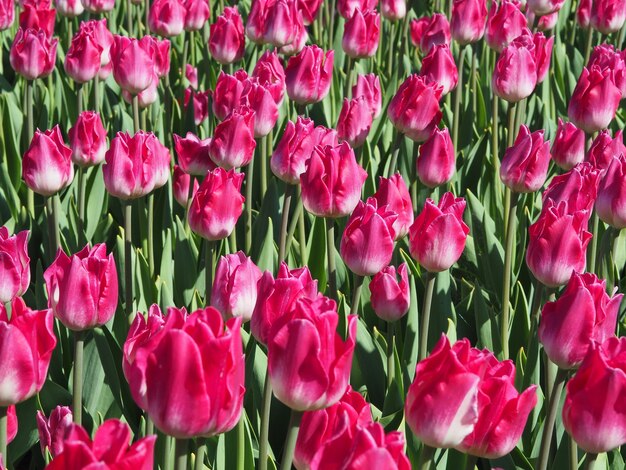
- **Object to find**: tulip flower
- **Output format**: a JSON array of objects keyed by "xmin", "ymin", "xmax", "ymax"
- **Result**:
[
  {"xmin": 409, "ymin": 13, "xmax": 450, "ymax": 54},
  {"xmin": 22, "ymin": 126, "xmax": 74, "ymax": 197},
  {"xmin": 263, "ymin": 0, "xmax": 305, "ymax": 48},
  {"xmin": 586, "ymin": 129, "xmax": 626, "ymax": 171},
  {"xmin": 285, "ymin": 45, "xmax": 334, "ymax": 105},
  {"xmin": 500, "ymin": 125, "xmax": 551, "ymax": 193},
  {"xmin": 81, "ymin": 0, "xmax": 114, "ymax": 13},
  {"xmin": 185, "ymin": 63, "xmax": 198, "ymax": 88},
  {"xmin": 46, "ymin": 419, "xmax": 156, "ymax": 469},
  {"xmin": 577, "ymin": 0, "xmax": 592, "ymax": 27},
  {"xmin": 590, "ymin": 0, "xmax": 626, "ymax": 34},
  {"xmin": 18, "ymin": 5, "xmax": 56, "ymax": 37},
  {"xmin": 0, "ymin": 228, "xmax": 30, "ymax": 304},
  {"xmin": 539, "ymin": 273, "xmax": 621, "ymax": 369},
  {"xmin": 37, "ymin": 406, "xmax": 72, "ymax": 458},
  {"xmin": 122, "ymin": 73, "xmax": 160, "ymax": 108},
  {"xmin": 245, "ymin": 0, "xmax": 268, "ymax": 43},
  {"xmin": 450, "ymin": 0, "xmax": 488, "ymax": 45},
  {"xmin": 337, "ymin": 0, "xmax": 377, "ymax": 19},
  {"xmin": 485, "ymin": 0, "xmax": 527, "ymax": 52},
  {"xmin": 80, "ymin": 19, "xmax": 113, "ymax": 67},
  {"xmin": 420, "ymin": 44, "xmax": 458, "ymax": 95},
  {"xmin": 527, "ymin": 0, "xmax": 565, "ymax": 15},
  {"xmin": 110, "ymin": 35, "xmax": 155, "ymax": 95},
  {"xmin": 173, "ymin": 132, "xmax": 214, "ymax": 176},
  {"xmin": 64, "ymin": 27, "xmax": 102, "ymax": 83},
  {"xmin": 551, "ymin": 119, "xmax": 586, "ymax": 170},
  {"xmin": 212, "ymin": 70, "xmax": 248, "ymax": 121},
  {"xmin": 588, "ymin": 44, "xmax": 626, "ymax": 98},
  {"xmin": 373, "ymin": 174, "xmax": 414, "ymax": 240},
  {"xmin": 369, "ymin": 263, "xmax": 410, "ymax": 322},
  {"xmin": 388, "ymin": 74, "xmax": 443, "ymax": 142},
  {"xmin": 209, "ymin": 7, "xmax": 245, "ymax": 64},
  {"xmin": 125, "ymin": 306, "xmax": 245, "ymax": 437},
  {"xmin": 299, "ymin": 0, "xmax": 324, "ymax": 24},
  {"xmin": 150, "ymin": 37, "xmax": 171, "ymax": 78},
  {"xmin": 342, "ymin": 8, "xmax": 380, "ymax": 59},
  {"xmin": 172, "ymin": 165, "xmax": 199, "ymax": 207},
  {"xmin": 188, "ymin": 167, "xmax": 245, "ymax": 241},
  {"xmin": 568, "ymin": 66, "xmax": 622, "ymax": 134},
  {"xmin": 336, "ymin": 97, "xmax": 374, "ymax": 147},
  {"xmin": 300, "ymin": 142, "xmax": 367, "ymax": 218},
  {"xmin": 532, "ymin": 31, "xmax": 554, "ymax": 84},
  {"xmin": 492, "ymin": 35, "xmax": 538, "ymax": 102},
  {"xmin": 542, "ymin": 162, "xmax": 600, "ymax": 215},
  {"xmin": 242, "ymin": 78, "xmax": 280, "ymax": 137},
  {"xmin": 211, "ymin": 252, "xmax": 263, "ymax": 322},
  {"xmin": 183, "ymin": 88, "xmax": 210, "ymax": 125},
  {"xmin": 55, "ymin": 0, "xmax": 83, "ymax": 16},
  {"xmin": 184, "ymin": 0, "xmax": 209, "ymax": 30},
  {"xmin": 44, "ymin": 244, "xmax": 118, "ymax": 331},
  {"xmin": 405, "ymin": 335, "xmax": 537, "ymax": 457},
  {"xmin": 253, "ymin": 49, "xmax": 286, "ymax": 104},
  {"xmin": 409, "ymin": 192, "xmax": 469, "ymax": 272},
  {"xmin": 208, "ymin": 106, "xmax": 256, "ymax": 169},
  {"xmin": 381, "ymin": 0, "xmax": 406, "ymax": 20},
  {"xmin": 148, "ymin": 0, "xmax": 185, "ymax": 37},
  {"xmin": 268, "ymin": 295, "xmax": 357, "ymax": 411},
  {"xmin": 351, "ymin": 73, "xmax": 382, "ymax": 118},
  {"xmin": 596, "ymin": 154, "xmax": 626, "ymax": 228},
  {"xmin": 526, "ymin": 200, "xmax": 592, "ymax": 287},
  {"xmin": 537, "ymin": 11, "xmax": 559, "ymax": 30},
  {"xmin": 279, "ymin": 21, "xmax": 308, "ymax": 56},
  {"xmin": 68, "ymin": 111, "xmax": 107, "ymax": 167},
  {"xmin": 0, "ymin": 297, "xmax": 56, "ymax": 405},
  {"xmin": 0, "ymin": 0, "xmax": 14, "ymax": 30},
  {"xmin": 10, "ymin": 28, "xmax": 58, "ymax": 80},
  {"xmin": 416, "ymin": 127, "xmax": 456, "ymax": 188}
]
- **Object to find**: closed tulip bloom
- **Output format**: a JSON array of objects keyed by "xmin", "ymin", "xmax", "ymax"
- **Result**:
[
  {"xmin": 253, "ymin": 49, "xmax": 286, "ymax": 104},
  {"xmin": 64, "ymin": 28, "xmax": 102, "ymax": 82},
  {"xmin": 539, "ymin": 273, "xmax": 621, "ymax": 369},
  {"xmin": 122, "ymin": 73, "xmax": 160, "ymax": 108},
  {"xmin": 81, "ymin": 0, "xmax": 114, "ymax": 13},
  {"xmin": 271, "ymin": 117, "xmax": 338, "ymax": 184},
  {"xmin": 0, "ymin": 228, "xmax": 30, "ymax": 304},
  {"xmin": 10, "ymin": 28, "xmax": 57, "ymax": 80},
  {"xmin": 281, "ymin": 27, "xmax": 308, "ymax": 59},
  {"xmin": 184, "ymin": 0, "xmax": 209, "ymax": 30},
  {"xmin": 388, "ymin": 74, "xmax": 443, "ymax": 142},
  {"xmin": 183, "ymin": 87, "xmax": 209, "ymax": 125},
  {"xmin": 492, "ymin": 35, "xmax": 538, "ymax": 102},
  {"xmin": 148, "ymin": 0, "xmax": 185, "ymax": 37},
  {"xmin": 0, "ymin": 0, "xmax": 14, "ymax": 30},
  {"xmin": 269, "ymin": 295, "xmax": 357, "ymax": 411},
  {"xmin": 486, "ymin": 0, "xmax": 527, "ymax": 52},
  {"xmin": 298, "ymin": 0, "xmax": 324, "ymax": 24},
  {"xmin": 527, "ymin": 0, "xmax": 565, "ymax": 15},
  {"xmin": 188, "ymin": 168, "xmax": 245, "ymax": 240},
  {"xmin": 209, "ymin": 106, "xmax": 256, "ymax": 169},
  {"xmin": 110, "ymin": 35, "xmax": 155, "ymax": 94},
  {"xmin": 173, "ymin": 132, "xmax": 214, "ymax": 176},
  {"xmin": 337, "ymin": 97, "xmax": 373, "ymax": 147},
  {"xmin": 242, "ymin": 79, "xmax": 279, "ymax": 137},
  {"xmin": 500, "ymin": 125, "xmax": 551, "ymax": 193},
  {"xmin": 22, "ymin": 126, "xmax": 74, "ymax": 196},
  {"xmin": 590, "ymin": 0, "xmax": 626, "ymax": 33},
  {"xmin": 588, "ymin": 44, "xmax": 626, "ymax": 98},
  {"xmin": 381, "ymin": 0, "xmax": 405, "ymax": 20},
  {"xmin": 185, "ymin": 63, "xmax": 198, "ymax": 88},
  {"xmin": 209, "ymin": 7, "xmax": 245, "ymax": 64},
  {"xmin": 542, "ymin": 162, "xmax": 600, "ymax": 215},
  {"xmin": 586, "ymin": 129, "xmax": 626, "ymax": 171},
  {"xmin": 568, "ymin": 66, "xmax": 621, "ymax": 134},
  {"xmin": 285, "ymin": 45, "xmax": 334, "ymax": 105},
  {"xmin": 342, "ymin": 8, "xmax": 380, "ymax": 59},
  {"xmin": 211, "ymin": 251, "xmax": 263, "ymax": 322},
  {"xmin": 420, "ymin": 44, "xmax": 458, "ymax": 95},
  {"xmin": 337, "ymin": 0, "xmax": 376, "ymax": 18},
  {"xmin": 552, "ymin": 119, "xmax": 586, "ymax": 170},
  {"xmin": 19, "ymin": 5, "xmax": 56, "ymax": 37},
  {"xmin": 37, "ymin": 406, "xmax": 73, "ymax": 459},
  {"xmin": 245, "ymin": 0, "xmax": 268, "ymax": 43},
  {"xmin": 310, "ymin": 421, "xmax": 410, "ymax": 470},
  {"xmin": 577, "ymin": 0, "xmax": 592, "ymax": 27},
  {"xmin": 352, "ymin": 73, "xmax": 381, "ymax": 118},
  {"xmin": 532, "ymin": 31, "xmax": 554, "ymax": 83},
  {"xmin": 44, "ymin": 244, "xmax": 118, "ymax": 331},
  {"xmin": 409, "ymin": 192, "xmax": 469, "ymax": 272},
  {"xmin": 47, "ymin": 419, "xmax": 156, "ymax": 469},
  {"xmin": 373, "ymin": 174, "xmax": 414, "ymax": 239},
  {"xmin": 450, "ymin": 0, "xmax": 488, "ymax": 45},
  {"xmin": 409, "ymin": 14, "xmax": 451, "ymax": 54},
  {"xmin": 300, "ymin": 142, "xmax": 367, "ymax": 218},
  {"xmin": 340, "ymin": 198, "xmax": 396, "ymax": 277},
  {"xmin": 68, "ymin": 111, "xmax": 107, "ymax": 167},
  {"xmin": 0, "ymin": 297, "xmax": 56, "ymax": 405},
  {"xmin": 596, "ymin": 154, "xmax": 626, "ymax": 228},
  {"xmin": 526, "ymin": 200, "xmax": 592, "ymax": 287},
  {"xmin": 81, "ymin": 19, "xmax": 113, "ymax": 66},
  {"xmin": 295, "ymin": 386, "xmax": 372, "ymax": 470},
  {"xmin": 212, "ymin": 70, "xmax": 248, "ymax": 121},
  {"xmin": 263, "ymin": 0, "xmax": 304, "ymax": 47},
  {"xmin": 56, "ymin": 0, "xmax": 84, "ymax": 16},
  {"xmin": 416, "ymin": 128, "xmax": 456, "ymax": 188},
  {"xmin": 537, "ymin": 11, "xmax": 559, "ymax": 30},
  {"xmin": 369, "ymin": 263, "xmax": 410, "ymax": 322},
  {"xmin": 172, "ymin": 165, "xmax": 199, "ymax": 207},
  {"xmin": 149, "ymin": 37, "xmax": 171, "ymax": 78}
]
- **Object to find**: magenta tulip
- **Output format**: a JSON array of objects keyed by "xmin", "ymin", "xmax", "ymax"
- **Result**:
[
  {"xmin": 420, "ymin": 44, "xmax": 458, "ymax": 95},
  {"xmin": 173, "ymin": 132, "xmax": 214, "ymax": 176},
  {"xmin": 352, "ymin": 73, "xmax": 381, "ymax": 118},
  {"xmin": 336, "ymin": 97, "xmax": 373, "ymax": 148},
  {"xmin": 542, "ymin": 162, "xmax": 600, "ymax": 215},
  {"xmin": 552, "ymin": 119, "xmax": 586, "ymax": 170},
  {"xmin": 342, "ymin": 8, "xmax": 380, "ymax": 59},
  {"xmin": 485, "ymin": 0, "xmax": 527, "ymax": 52},
  {"xmin": 590, "ymin": 0, "xmax": 626, "ymax": 33},
  {"xmin": 37, "ymin": 406, "xmax": 73, "ymax": 458},
  {"xmin": 208, "ymin": 106, "xmax": 257, "ymax": 169},
  {"xmin": 373, "ymin": 173, "xmax": 414, "ymax": 240},
  {"xmin": 409, "ymin": 14, "xmax": 450, "ymax": 54},
  {"xmin": 596, "ymin": 154, "xmax": 626, "ymax": 228},
  {"xmin": 450, "ymin": 0, "xmax": 487, "ymax": 45},
  {"xmin": 68, "ymin": 111, "xmax": 107, "ymax": 167},
  {"xmin": 492, "ymin": 35, "xmax": 538, "ymax": 102},
  {"xmin": 10, "ymin": 27, "xmax": 57, "ymax": 80},
  {"xmin": 369, "ymin": 263, "xmax": 410, "ymax": 322},
  {"xmin": 586, "ymin": 129, "xmax": 626, "ymax": 171},
  {"xmin": 209, "ymin": 6, "xmax": 245, "ymax": 64},
  {"xmin": 0, "ymin": 228, "xmax": 30, "ymax": 304},
  {"xmin": 416, "ymin": 127, "xmax": 456, "ymax": 188},
  {"xmin": 148, "ymin": 0, "xmax": 185, "ymax": 37},
  {"xmin": 500, "ymin": 125, "xmax": 551, "ymax": 193},
  {"xmin": 285, "ymin": 45, "xmax": 334, "ymax": 105}
]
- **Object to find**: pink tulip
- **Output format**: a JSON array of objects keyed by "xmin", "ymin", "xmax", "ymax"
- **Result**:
[
  {"xmin": 209, "ymin": 106, "xmax": 256, "ymax": 169},
  {"xmin": 409, "ymin": 192, "xmax": 469, "ymax": 272},
  {"xmin": 263, "ymin": 0, "xmax": 304, "ymax": 47},
  {"xmin": 245, "ymin": 0, "xmax": 268, "ymax": 43},
  {"xmin": 596, "ymin": 154, "xmax": 626, "ymax": 228},
  {"xmin": 532, "ymin": 31, "xmax": 554, "ymax": 83},
  {"xmin": 539, "ymin": 272, "xmax": 621, "ymax": 369},
  {"xmin": 492, "ymin": 34, "xmax": 538, "ymax": 102},
  {"xmin": 369, "ymin": 263, "xmax": 410, "ymax": 322},
  {"xmin": 10, "ymin": 27, "xmax": 57, "ymax": 80},
  {"xmin": 0, "ymin": 0, "xmax": 14, "ymax": 30},
  {"xmin": 148, "ymin": 0, "xmax": 185, "ymax": 37},
  {"xmin": 342, "ymin": 8, "xmax": 380, "ymax": 59},
  {"xmin": 80, "ymin": 19, "xmax": 113, "ymax": 66},
  {"xmin": 242, "ymin": 78, "xmax": 279, "ymax": 137},
  {"xmin": 22, "ymin": 126, "xmax": 74, "ymax": 196},
  {"xmin": 64, "ymin": 26, "xmax": 102, "ymax": 83},
  {"xmin": 500, "ymin": 125, "xmax": 551, "ymax": 193},
  {"xmin": 537, "ymin": 11, "xmax": 559, "ymax": 30},
  {"xmin": 585, "ymin": 129, "xmax": 626, "ymax": 172},
  {"xmin": 81, "ymin": 0, "xmax": 114, "ymax": 13},
  {"xmin": 542, "ymin": 162, "xmax": 600, "ymax": 215},
  {"xmin": 420, "ymin": 44, "xmax": 458, "ymax": 95},
  {"xmin": 409, "ymin": 14, "xmax": 450, "ymax": 54},
  {"xmin": 352, "ymin": 73, "xmax": 381, "ymax": 118},
  {"xmin": 37, "ymin": 406, "xmax": 73, "ymax": 458},
  {"xmin": 110, "ymin": 35, "xmax": 155, "ymax": 94},
  {"xmin": 0, "ymin": 228, "xmax": 30, "ymax": 304},
  {"xmin": 183, "ymin": 87, "xmax": 210, "ymax": 125},
  {"xmin": 19, "ymin": 5, "xmax": 56, "ymax": 37},
  {"xmin": 0, "ymin": 297, "xmax": 56, "ymax": 405},
  {"xmin": 450, "ymin": 0, "xmax": 488, "ymax": 45},
  {"xmin": 336, "ymin": 0, "xmax": 376, "ymax": 19},
  {"xmin": 417, "ymin": 127, "xmax": 456, "ymax": 188},
  {"xmin": 486, "ymin": 0, "xmax": 527, "ymax": 52},
  {"xmin": 172, "ymin": 165, "xmax": 199, "ymax": 207},
  {"xmin": 68, "ymin": 111, "xmax": 107, "ymax": 167},
  {"xmin": 526, "ymin": 199, "xmax": 592, "ymax": 287},
  {"xmin": 373, "ymin": 174, "xmax": 414, "ymax": 240},
  {"xmin": 150, "ymin": 36, "xmax": 171, "ymax": 78},
  {"xmin": 381, "ymin": 0, "xmax": 405, "ymax": 20},
  {"xmin": 212, "ymin": 70, "xmax": 248, "ymax": 121},
  {"xmin": 285, "ymin": 45, "xmax": 334, "ymax": 105},
  {"xmin": 590, "ymin": 0, "xmax": 626, "ymax": 34},
  {"xmin": 281, "ymin": 29, "xmax": 308, "ymax": 61},
  {"xmin": 173, "ymin": 132, "xmax": 214, "ymax": 176},
  {"xmin": 577, "ymin": 0, "xmax": 592, "ymax": 27},
  {"xmin": 122, "ymin": 73, "xmax": 160, "ymax": 108},
  {"xmin": 298, "ymin": 0, "xmax": 323, "ymax": 24},
  {"xmin": 527, "ymin": 0, "xmax": 565, "ymax": 15},
  {"xmin": 209, "ymin": 6, "xmax": 245, "ymax": 64},
  {"xmin": 588, "ymin": 44, "xmax": 626, "ymax": 98},
  {"xmin": 183, "ymin": 0, "xmax": 209, "ymax": 30},
  {"xmin": 185, "ymin": 63, "xmax": 198, "ymax": 88},
  {"xmin": 388, "ymin": 74, "xmax": 443, "ymax": 142},
  {"xmin": 253, "ymin": 49, "xmax": 286, "ymax": 104},
  {"xmin": 44, "ymin": 244, "xmax": 118, "ymax": 331},
  {"xmin": 188, "ymin": 167, "xmax": 245, "ymax": 240},
  {"xmin": 268, "ymin": 295, "xmax": 357, "ymax": 410},
  {"xmin": 211, "ymin": 251, "xmax": 263, "ymax": 322},
  {"xmin": 552, "ymin": 119, "xmax": 586, "ymax": 170},
  {"xmin": 300, "ymin": 142, "xmax": 367, "ymax": 218},
  {"xmin": 336, "ymin": 97, "xmax": 373, "ymax": 147}
]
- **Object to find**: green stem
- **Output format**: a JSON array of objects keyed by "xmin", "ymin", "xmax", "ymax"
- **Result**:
[
  {"xmin": 236, "ymin": 415, "xmax": 245, "ymax": 470},
  {"xmin": 298, "ymin": 197, "xmax": 308, "ymax": 264},
  {"xmin": 419, "ymin": 271, "xmax": 436, "ymax": 361},
  {"xmin": 126, "ymin": 0, "xmax": 133, "ymax": 35},
  {"xmin": 326, "ymin": 220, "xmax": 337, "ymax": 300},
  {"xmin": 584, "ymin": 28, "xmax": 594, "ymax": 64},
  {"xmin": 125, "ymin": 202, "xmax": 134, "ymax": 323},
  {"xmin": 537, "ymin": 368, "xmax": 568, "ymax": 470},
  {"xmin": 133, "ymin": 96, "xmax": 140, "ymax": 133},
  {"xmin": 26, "ymin": 80, "xmax": 35, "ymax": 218},
  {"xmin": 205, "ymin": 240, "xmax": 215, "ymax": 305},
  {"xmin": 0, "ymin": 407, "xmax": 7, "ymax": 468},
  {"xmin": 175, "ymin": 438, "xmax": 188, "ymax": 470},
  {"xmin": 465, "ymin": 455, "xmax": 477, "ymax": 470},
  {"xmin": 94, "ymin": 76, "xmax": 101, "ymax": 114},
  {"xmin": 585, "ymin": 453, "xmax": 598, "ymax": 470},
  {"xmin": 146, "ymin": 417, "xmax": 154, "ymax": 436},
  {"xmin": 470, "ymin": 46, "xmax": 477, "ymax": 117},
  {"xmin": 259, "ymin": 371, "xmax": 273, "ymax": 470},
  {"xmin": 506, "ymin": 101, "xmax": 517, "ymax": 148},
  {"xmin": 72, "ymin": 331, "xmax": 85, "ymax": 425},
  {"xmin": 245, "ymin": 161, "xmax": 255, "ymax": 253},
  {"xmin": 501, "ymin": 191, "xmax": 519, "ymax": 360},
  {"xmin": 285, "ymin": 195, "xmax": 302, "ymax": 256},
  {"xmin": 46, "ymin": 196, "xmax": 60, "ymax": 256},
  {"xmin": 279, "ymin": 410, "xmax": 303, "ymax": 470},
  {"xmin": 350, "ymin": 274, "xmax": 364, "ymax": 315},
  {"xmin": 194, "ymin": 441, "xmax": 206, "ymax": 470},
  {"xmin": 78, "ymin": 167, "xmax": 87, "ymax": 238},
  {"xmin": 164, "ymin": 435, "xmax": 174, "ymax": 470},
  {"xmin": 417, "ymin": 444, "xmax": 436, "ymax": 470},
  {"xmin": 386, "ymin": 321, "xmax": 395, "ymax": 389},
  {"xmin": 570, "ymin": 436, "xmax": 578, "ymax": 470},
  {"xmin": 147, "ymin": 193, "xmax": 154, "ymax": 277},
  {"xmin": 260, "ymin": 133, "xmax": 268, "ymax": 199},
  {"xmin": 386, "ymin": 23, "xmax": 396, "ymax": 80},
  {"xmin": 452, "ymin": 47, "xmax": 467, "ymax": 153},
  {"xmin": 589, "ymin": 213, "xmax": 599, "ymax": 275},
  {"xmin": 492, "ymin": 90, "xmax": 500, "ymax": 187},
  {"xmin": 279, "ymin": 184, "xmax": 295, "ymax": 262},
  {"xmin": 387, "ymin": 131, "xmax": 404, "ymax": 178},
  {"xmin": 77, "ymin": 82, "xmax": 84, "ymax": 116}
]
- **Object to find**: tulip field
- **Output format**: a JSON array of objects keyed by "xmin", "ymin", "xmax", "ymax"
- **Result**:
[{"xmin": 1, "ymin": 0, "xmax": 626, "ymax": 466}]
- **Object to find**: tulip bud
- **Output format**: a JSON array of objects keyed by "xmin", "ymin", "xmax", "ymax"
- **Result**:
[
  {"xmin": 596, "ymin": 154, "xmax": 626, "ymax": 228},
  {"xmin": 417, "ymin": 127, "xmax": 456, "ymax": 188},
  {"xmin": 212, "ymin": 70, "xmax": 248, "ymax": 121},
  {"xmin": 409, "ymin": 14, "xmax": 450, "ymax": 54},
  {"xmin": 263, "ymin": 0, "xmax": 304, "ymax": 47},
  {"xmin": 64, "ymin": 27, "xmax": 102, "ymax": 83},
  {"xmin": 542, "ymin": 162, "xmax": 600, "ymax": 215},
  {"xmin": 0, "ymin": 0, "xmax": 14, "ymax": 30},
  {"xmin": 486, "ymin": 0, "xmax": 527, "ymax": 52},
  {"xmin": 351, "ymin": 73, "xmax": 382, "ymax": 118},
  {"xmin": 409, "ymin": 192, "xmax": 469, "ymax": 272},
  {"xmin": 552, "ymin": 119, "xmax": 585, "ymax": 170},
  {"xmin": 0, "ymin": 228, "xmax": 30, "ymax": 304},
  {"xmin": 37, "ymin": 406, "xmax": 73, "ymax": 459},
  {"xmin": 381, "ymin": 0, "xmax": 406, "ymax": 20},
  {"xmin": 527, "ymin": 0, "xmax": 565, "ymax": 15},
  {"xmin": 18, "ymin": 5, "xmax": 56, "ymax": 37},
  {"xmin": 80, "ymin": 19, "xmax": 113, "ymax": 66},
  {"xmin": 184, "ymin": 0, "xmax": 209, "ymax": 31},
  {"xmin": 185, "ymin": 64, "xmax": 198, "ymax": 88},
  {"xmin": 369, "ymin": 263, "xmax": 410, "ymax": 321},
  {"xmin": 337, "ymin": 0, "xmax": 377, "ymax": 19},
  {"xmin": 242, "ymin": 79, "xmax": 279, "ymax": 137},
  {"xmin": 577, "ymin": 0, "xmax": 592, "ymax": 27},
  {"xmin": 450, "ymin": 0, "xmax": 487, "ymax": 45},
  {"xmin": 82, "ymin": 0, "xmax": 114, "ymax": 13},
  {"xmin": 148, "ymin": 0, "xmax": 185, "ymax": 37},
  {"xmin": 585, "ymin": 129, "xmax": 626, "ymax": 171},
  {"xmin": 110, "ymin": 35, "xmax": 155, "ymax": 94},
  {"xmin": 299, "ymin": 0, "xmax": 324, "ymax": 24},
  {"xmin": 532, "ymin": 31, "xmax": 554, "ymax": 84},
  {"xmin": 68, "ymin": 111, "xmax": 107, "ymax": 167},
  {"xmin": 10, "ymin": 28, "xmax": 58, "ymax": 80},
  {"xmin": 336, "ymin": 97, "xmax": 373, "ymax": 147},
  {"xmin": 56, "ymin": 0, "xmax": 83, "ymax": 17},
  {"xmin": 209, "ymin": 6, "xmax": 245, "ymax": 64},
  {"xmin": 150, "ymin": 37, "xmax": 171, "ymax": 78},
  {"xmin": 500, "ymin": 125, "xmax": 551, "ymax": 193},
  {"xmin": 122, "ymin": 73, "xmax": 160, "ymax": 108},
  {"xmin": 492, "ymin": 34, "xmax": 538, "ymax": 102},
  {"xmin": 590, "ymin": 0, "xmax": 626, "ymax": 34},
  {"xmin": 209, "ymin": 106, "xmax": 256, "ymax": 169},
  {"xmin": 253, "ymin": 49, "xmax": 286, "ymax": 104},
  {"xmin": 172, "ymin": 165, "xmax": 198, "ymax": 207},
  {"xmin": 183, "ymin": 88, "xmax": 210, "ymax": 125},
  {"xmin": 23, "ymin": 126, "xmax": 74, "ymax": 196},
  {"xmin": 588, "ymin": 44, "xmax": 626, "ymax": 98},
  {"xmin": 538, "ymin": 11, "xmax": 559, "ymax": 30},
  {"xmin": 173, "ymin": 132, "xmax": 214, "ymax": 176},
  {"xmin": 420, "ymin": 44, "xmax": 458, "ymax": 95},
  {"xmin": 342, "ymin": 8, "xmax": 380, "ymax": 59},
  {"xmin": 285, "ymin": 45, "xmax": 334, "ymax": 105},
  {"xmin": 373, "ymin": 174, "xmax": 414, "ymax": 240}
]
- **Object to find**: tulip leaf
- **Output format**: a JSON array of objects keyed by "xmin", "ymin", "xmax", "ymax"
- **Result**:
[
  {"xmin": 401, "ymin": 275, "xmax": 419, "ymax": 386},
  {"xmin": 174, "ymin": 216, "xmax": 200, "ymax": 307},
  {"xmin": 252, "ymin": 216, "xmax": 277, "ymax": 273},
  {"xmin": 81, "ymin": 335, "xmax": 118, "ymax": 425},
  {"xmin": 307, "ymin": 216, "xmax": 327, "ymax": 292},
  {"xmin": 354, "ymin": 319, "xmax": 386, "ymax": 408}
]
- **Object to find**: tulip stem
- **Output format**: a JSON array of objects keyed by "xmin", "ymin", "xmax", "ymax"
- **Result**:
[
  {"xmin": 326, "ymin": 220, "xmax": 337, "ymax": 300},
  {"xmin": 260, "ymin": 133, "xmax": 269, "ymax": 200},
  {"xmin": 245, "ymin": 161, "xmax": 255, "ymax": 254},
  {"xmin": 386, "ymin": 321, "xmax": 395, "ymax": 389},
  {"xmin": 0, "ymin": 406, "xmax": 7, "ymax": 468},
  {"xmin": 285, "ymin": 194, "xmax": 302, "ymax": 257},
  {"xmin": 175, "ymin": 439, "xmax": 188, "ymax": 470},
  {"xmin": 506, "ymin": 102, "xmax": 517, "ymax": 148},
  {"xmin": 279, "ymin": 184, "xmax": 294, "ymax": 262},
  {"xmin": 501, "ymin": 190, "xmax": 518, "ymax": 360},
  {"xmin": 585, "ymin": 453, "xmax": 598, "ymax": 470},
  {"xmin": 537, "ymin": 367, "xmax": 568, "ymax": 470},
  {"xmin": 72, "ymin": 330, "xmax": 85, "ymax": 425},
  {"xmin": 492, "ymin": 92, "xmax": 500, "ymax": 192},
  {"xmin": 133, "ymin": 96, "xmax": 140, "ymax": 134},
  {"xmin": 46, "ymin": 196, "xmax": 60, "ymax": 256},
  {"xmin": 451, "ymin": 46, "xmax": 467, "ymax": 153},
  {"xmin": 387, "ymin": 131, "xmax": 403, "ymax": 178},
  {"xmin": 205, "ymin": 240, "xmax": 215, "ymax": 305},
  {"xmin": 419, "ymin": 271, "xmax": 436, "ymax": 361},
  {"xmin": 588, "ymin": 213, "xmax": 599, "ymax": 275},
  {"xmin": 259, "ymin": 373, "xmax": 273, "ymax": 470},
  {"xmin": 147, "ymin": 193, "xmax": 155, "ymax": 277},
  {"xmin": 26, "ymin": 80, "xmax": 35, "ymax": 218},
  {"xmin": 279, "ymin": 410, "xmax": 303, "ymax": 470},
  {"xmin": 125, "ymin": 202, "xmax": 134, "ymax": 323},
  {"xmin": 417, "ymin": 444, "xmax": 436, "ymax": 470},
  {"xmin": 125, "ymin": 0, "xmax": 133, "ymax": 35},
  {"xmin": 350, "ymin": 274, "xmax": 364, "ymax": 315},
  {"xmin": 194, "ymin": 441, "xmax": 206, "ymax": 470},
  {"xmin": 465, "ymin": 455, "xmax": 477, "ymax": 470},
  {"xmin": 94, "ymin": 76, "xmax": 101, "ymax": 114},
  {"xmin": 569, "ymin": 437, "xmax": 578, "ymax": 470},
  {"xmin": 584, "ymin": 28, "xmax": 594, "ymax": 65},
  {"xmin": 78, "ymin": 167, "xmax": 87, "ymax": 238},
  {"xmin": 237, "ymin": 415, "xmax": 245, "ymax": 470}
]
